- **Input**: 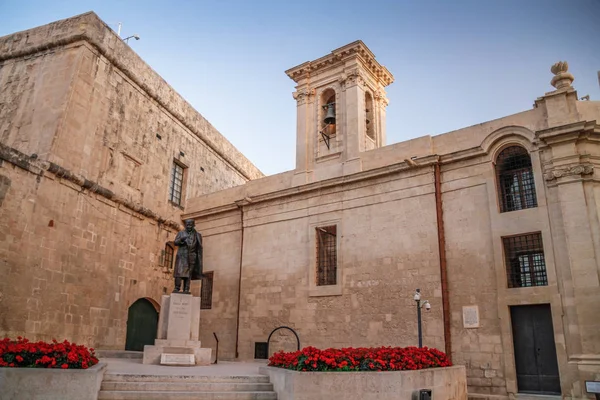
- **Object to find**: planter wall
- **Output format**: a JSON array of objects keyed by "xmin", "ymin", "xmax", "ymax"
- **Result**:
[
  {"xmin": 0, "ymin": 362, "xmax": 106, "ymax": 400},
  {"xmin": 259, "ymin": 365, "xmax": 467, "ymax": 400}
]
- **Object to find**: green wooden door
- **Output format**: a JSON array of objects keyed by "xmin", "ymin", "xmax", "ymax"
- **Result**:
[{"xmin": 125, "ymin": 299, "xmax": 158, "ymax": 351}]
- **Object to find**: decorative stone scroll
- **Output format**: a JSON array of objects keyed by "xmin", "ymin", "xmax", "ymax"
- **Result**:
[
  {"xmin": 340, "ymin": 70, "xmax": 365, "ymax": 90},
  {"xmin": 544, "ymin": 164, "xmax": 594, "ymax": 181},
  {"xmin": 292, "ymin": 88, "xmax": 315, "ymax": 105},
  {"xmin": 374, "ymin": 90, "xmax": 389, "ymax": 106}
]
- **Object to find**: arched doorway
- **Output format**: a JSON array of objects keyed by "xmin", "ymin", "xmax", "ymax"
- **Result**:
[{"xmin": 125, "ymin": 298, "xmax": 159, "ymax": 351}]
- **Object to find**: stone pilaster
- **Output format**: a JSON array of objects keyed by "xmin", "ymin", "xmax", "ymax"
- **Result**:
[{"xmin": 539, "ymin": 121, "xmax": 600, "ymax": 395}]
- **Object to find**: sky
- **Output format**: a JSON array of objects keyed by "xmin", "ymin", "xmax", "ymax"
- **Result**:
[{"xmin": 1, "ymin": 0, "xmax": 599, "ymax": 176}]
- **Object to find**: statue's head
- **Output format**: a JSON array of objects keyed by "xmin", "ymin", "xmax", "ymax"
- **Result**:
[{"xmin": 184, "ymin": 219, "xmax": 195, "ymax": 232}]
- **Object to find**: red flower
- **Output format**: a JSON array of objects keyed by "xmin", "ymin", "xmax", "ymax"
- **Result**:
[
  {"xmin": 268, "ymin": 345, "xmax": 451, "ymax": 372},
  {"xmin": 0, "ymin": 337, "xmax": 98, "ymax": 369}
]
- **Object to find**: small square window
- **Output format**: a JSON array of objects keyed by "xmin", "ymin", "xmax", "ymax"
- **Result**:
[
  {"xmin": 503, "ymin": 233, "xmax": 548, "ymax": 288},
  {"xmin": 316, "ymin": 225, "xmax": 337, "ymax": 286},
  {"xmin": 254, "ymin": 342, "xmax": 268, "ymax": 359}
]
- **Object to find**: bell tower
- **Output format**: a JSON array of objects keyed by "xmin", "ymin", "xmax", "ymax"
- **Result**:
[{"xmin": 286, "ymin": 41, "xmax": 393, "ymax": 185}]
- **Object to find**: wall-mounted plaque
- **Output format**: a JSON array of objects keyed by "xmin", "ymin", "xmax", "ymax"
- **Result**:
[
  {"xmin": 586, "ymin": 381, "xmax": 600, "ymax": 394},
  {"xmin": 462, "ymin": 305, "xmax": 480, "ymax": 328}
]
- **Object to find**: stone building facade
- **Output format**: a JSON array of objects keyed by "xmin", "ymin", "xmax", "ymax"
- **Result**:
[
  {"xmin": 0, "ymin": 13, "xmax": 262, "ymax": 349},
  {"xmin": 184, "ymin": 43, "xmax": 600, "ymax": 399}
]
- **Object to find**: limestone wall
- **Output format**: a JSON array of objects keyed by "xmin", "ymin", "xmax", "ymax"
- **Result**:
[
  {"xmin": 0, "ymin": 45, "xmax": 79, "ymax": 158},
  {"xmin": 195, "ymin": 167, "xmax": 445, "ymax": 360},
  {"xmin": 0, "ymin": 159, "xmax": 174, "ymax": 347},
  {"xmin": 50, "ymin": 42, "xmax": 252, "ymax": 217},
  {"xmin": 190, "ymin": 126, "xmax": 600, "ymax": 397},
  {"xmin": 0, "ymin": 12, "xmax": 263, "ymax": 348},
  {"xmin": 0, "ymin": 11, "xmax": 262, "ymax": 182},
  {"xmin": 198, "ymin": 210, "xmax": 244, "ymax": 361}
]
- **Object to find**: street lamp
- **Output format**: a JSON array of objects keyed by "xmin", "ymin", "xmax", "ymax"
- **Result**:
[
  {"xmin": 123, "ymin": 34, "xmax": 140, "ymax": 43},
  {"xmin": 413, "ymin": 288, "xmax": 431, "ymax": 348}
]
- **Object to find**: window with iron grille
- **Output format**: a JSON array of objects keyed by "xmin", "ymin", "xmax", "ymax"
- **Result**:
[
  {"xmin": 201, "ymin": 272, "xmax": 214, "ymax": 309},
  {"xmin": 316, "ymin": 225, "xmax": 337, "ymax": 286},
  {"xmin": 164, "ymin": 243, "xmax": 174, "ymax": 269},
  {"xmin": 496, "ymin": 146, "xmax": 537, "ymax": 213},
  {"xmin": 254, "ymin": 342, "xmax": 268, "ymax": 359},
  {"xmin": 169, "ymin": 162, "xmax": 185, "ymax": 206},
  {"xmin": 503, "ymin": 233, "xmax": 548, "ymax": 288}
]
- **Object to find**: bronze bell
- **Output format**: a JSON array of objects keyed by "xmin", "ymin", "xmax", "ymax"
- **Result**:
[{"xmin": 323, "ymin": 103, "xmax": 336, "ymax": 125}]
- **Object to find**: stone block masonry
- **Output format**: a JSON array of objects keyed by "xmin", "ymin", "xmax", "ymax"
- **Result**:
[
  {"xmin": 0, "ymin": 152, "xmax": 176, "ymax": 348},
  {"xmin": 260, "ymin": 365, "xmax": 467, "ymax": 400},
  {"xmin": 185, "ymin": 47, "xmax": 600, "ymax": 400},
  {"xmin": 0, "ymin": 11, "xmax": 263, "ymax": 349},
  {"xmin": 0, "ymin": 362, "xmax": 106, "ymax": 400}
]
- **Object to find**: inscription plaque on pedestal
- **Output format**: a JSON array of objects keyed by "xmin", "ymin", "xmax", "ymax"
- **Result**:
[
  {"xmin": 160, "ymin": 353, "xmax": 195, "ymax": 366},
  {"xmin": 143, "ymin": 293, "xmax": 211, "ymax": 366},
  {"xmin": 167, "ymin": 293, "xmax": 192, "ymax": 340}
]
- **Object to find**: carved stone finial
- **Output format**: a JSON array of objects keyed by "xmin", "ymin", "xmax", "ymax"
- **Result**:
[{"xmin": 550, "ymin": 61, "xmax": 574, "ymax": 90}]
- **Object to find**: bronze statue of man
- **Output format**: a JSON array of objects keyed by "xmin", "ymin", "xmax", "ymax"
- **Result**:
[{"xmin": 173, "ymin": 219, "xmax": 203, "ymax": 294}]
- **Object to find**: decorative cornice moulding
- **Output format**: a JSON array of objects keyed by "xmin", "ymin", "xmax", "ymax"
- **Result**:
[{"xmin": 285, "ymin": 41, "xmax": 394, "ymax": 87}]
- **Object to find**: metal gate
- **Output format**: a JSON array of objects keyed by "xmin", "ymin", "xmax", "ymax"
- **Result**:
[{"xmin": 510, "ymin": 304, "xmax": 560, "ymax": 394}]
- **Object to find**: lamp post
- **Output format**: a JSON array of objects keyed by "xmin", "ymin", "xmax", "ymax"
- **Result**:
[
  {"xmin": 123, "ymin": 34, "xmax": 140, "ymax": 43},
  {"xmin": 413, "ymin": 288, "xmax": 430, "ymax": 348}
]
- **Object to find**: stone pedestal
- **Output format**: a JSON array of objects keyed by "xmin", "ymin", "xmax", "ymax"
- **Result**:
[{"xmin": 143, "ymin": 293, "xmax": 212, "ymax": 366}]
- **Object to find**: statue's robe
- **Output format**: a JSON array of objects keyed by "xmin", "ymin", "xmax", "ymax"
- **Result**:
[{"xmin": 173, "ymin": 230, "xmax": 203, "ymax": 280}]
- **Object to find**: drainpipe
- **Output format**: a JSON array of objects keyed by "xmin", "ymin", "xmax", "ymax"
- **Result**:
[
  {"xmin": 234, "ymin": 197, "xmax": 251, "ymax": 359},
  {"xmin": 434, "ymin": 160, "xmax": 452, "ymax": 361}
]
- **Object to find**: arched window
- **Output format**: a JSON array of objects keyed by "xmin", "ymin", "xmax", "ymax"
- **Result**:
[{"xmin": 496, "ymin": 146, "xmax": 537, "ymax": 213}]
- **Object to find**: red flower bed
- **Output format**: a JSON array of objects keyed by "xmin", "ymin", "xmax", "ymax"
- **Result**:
[
  {"xmin": 269, "ymin": 346, "xmax": 451, "ymax": 371},
  {"xmin": 0, "ymin": 337, "xmax": 99, "ymax": 369}
]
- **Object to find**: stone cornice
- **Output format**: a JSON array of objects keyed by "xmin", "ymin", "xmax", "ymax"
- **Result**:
[
  {"xmin": 285, "ymin": 40, "xmax": 394, "ymax": 87},
  {"xmin": 537, "ymin": 120, "xmax": 600, "ymax": 145},
  {"xmin": 183, "ymin": 155, "xmax": 440, "ymax": 220},
  {"xmin": 184, "ymin": 120, "xmax": 600, "ymax": 220},
  {"xmin": 0, "ymin": 12, "xmax": 263, "ymax": 182},
  {"xmin": 0, "ymin": 142, "xmax": 182, "ymax": 231},
  {"xmin": 534, "ymin": 87, "xmax": 578, "ymax": 107}
]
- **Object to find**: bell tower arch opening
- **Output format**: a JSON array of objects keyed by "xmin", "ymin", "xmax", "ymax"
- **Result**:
[
  {"xmin": 287, "ymin": 40, "xmax": 393, "ymax": 184},
  {"xmin": 319, "ymin": 88, "xmax": 337, "ymax": 152},
  {"xmin": 365, "ymin": 91, "xmax": 376, "ymax": 147}
]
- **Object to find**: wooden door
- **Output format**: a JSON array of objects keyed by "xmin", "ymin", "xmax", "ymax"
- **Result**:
[
  {"xmin": 125, "ymin": 298, "xmax": 158, "ymax": 351},
  {"xmin": 510, "ymin": 304, "xmax": 560, "ymax": 394}
]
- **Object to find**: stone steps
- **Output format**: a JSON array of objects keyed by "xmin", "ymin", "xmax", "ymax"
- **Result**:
[
  {"xmin": 103, "ymin": 373, "xmax": 270, "ymax": 383},
  {"xmin": 96, "ymin": 350, "xmax": 143, "ymax": 359},
  {"xmin": 98, "ymin": 391, "xmax": 277, "ymax": 400},
  {"xmin": 101, "ymin": 381, "xmax": 274, "ymax": 392},
  {"xmin": 98, "ymin": 373, "xmax": 277, "ymax": 400}
]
